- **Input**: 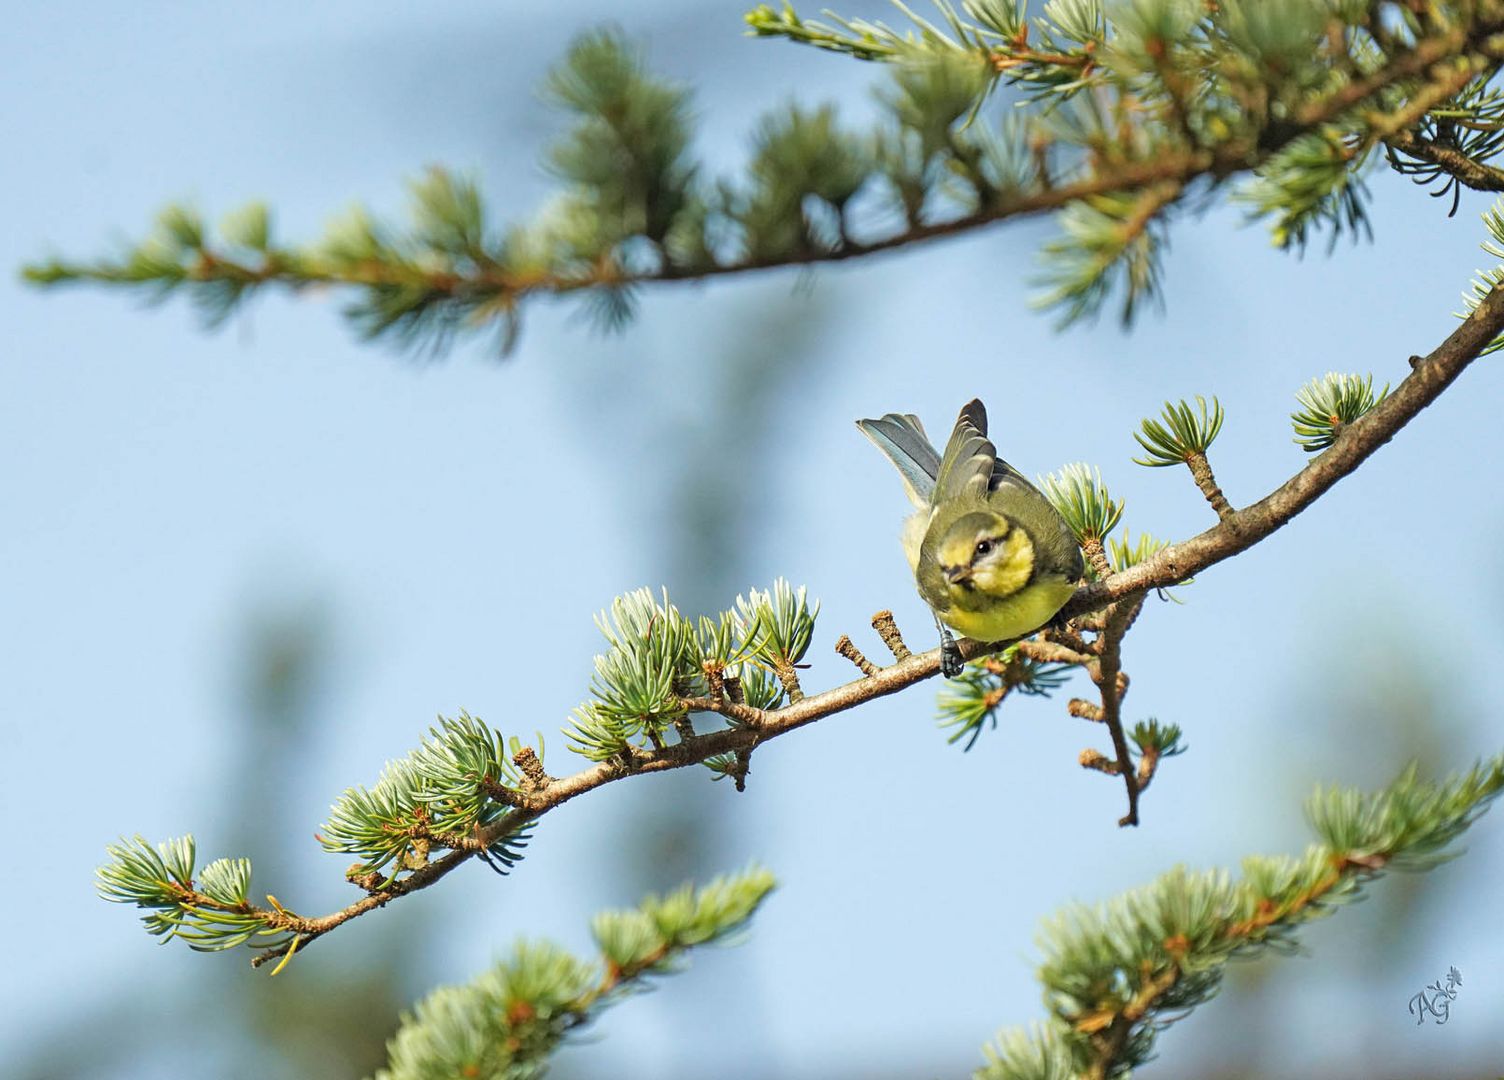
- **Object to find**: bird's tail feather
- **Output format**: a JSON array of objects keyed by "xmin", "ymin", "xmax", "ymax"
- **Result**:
[{"xmin": 856, "ymin": 413, "xmax": 941, "ymax": 508}]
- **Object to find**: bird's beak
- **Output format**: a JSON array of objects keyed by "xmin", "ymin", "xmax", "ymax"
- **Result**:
[{"xmin": 943, "ymin": 565, "xmax": 971, "ymax": 585}]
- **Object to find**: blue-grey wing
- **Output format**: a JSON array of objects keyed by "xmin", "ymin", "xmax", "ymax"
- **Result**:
[
  {"xmin": 933, "ymin": 399, "xmax": 1001, "ymax": 503},
  {"xmin": 934, "ymin": 399, "xmax": 1062, "ymax": 516}
]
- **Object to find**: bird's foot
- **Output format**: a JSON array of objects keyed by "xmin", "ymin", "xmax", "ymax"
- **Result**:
[{"xmin": 937, "ymin": 622, "xmax": 965, "ymax": 679}]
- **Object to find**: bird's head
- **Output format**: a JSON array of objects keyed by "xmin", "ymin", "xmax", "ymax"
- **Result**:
[{"xmin": 935, "ymin": 510, "xmax": 1035, "ymax": 601}]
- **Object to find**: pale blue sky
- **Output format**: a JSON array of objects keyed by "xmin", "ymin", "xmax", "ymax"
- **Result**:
[{"xmin": 4, "ymin": 3, "xmax": 1503, "ymax": 1077}]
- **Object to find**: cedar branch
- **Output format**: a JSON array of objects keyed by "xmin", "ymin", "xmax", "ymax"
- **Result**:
[{"xmin": 242, "ymin": 278, "xmax": 1504, "ymax": 967}]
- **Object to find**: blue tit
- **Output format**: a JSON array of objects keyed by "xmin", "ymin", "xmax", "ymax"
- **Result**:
[{"xmin": 857, "ymin": 399, "xmax": 1084, "ymax": 677}]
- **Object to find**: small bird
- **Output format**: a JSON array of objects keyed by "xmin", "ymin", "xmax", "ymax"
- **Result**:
[{"xmin": 857, "ymin": 399, "xmax": 1084, "ymax": 677}]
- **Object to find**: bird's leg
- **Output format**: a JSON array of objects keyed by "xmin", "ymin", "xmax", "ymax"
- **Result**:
[{"xmin": 934, "ymin": 615, "xmax": 964, "ymax": 678}]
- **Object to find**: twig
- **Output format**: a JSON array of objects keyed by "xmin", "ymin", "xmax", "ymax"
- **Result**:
[
  {"xmin": 1081, "ymin": 537, "xmax": 1113, "ymax": 581},
  {"xmin": 770, "ymin": 659, "xmax": 805, "ymax": 703},
  {"xmin": 512, "ymin": 746, "xmax": 550, "ymax": 791},
  {"xmin": 1185, "ymin": 451, "xmax": 1235, "ymax": 521},
  {"xmin": 1068, "ymin": 698, "xmax": 1105, "ymax": 722},
  {"xmin": 1090, "ymin": 596, "xmax": 1147, "ymax": 827},
  {"xmin": 1015, "ymin": 638, "xmax": 1094, "ymax": 668},
  {"xmin": 870, "ymin": 610, "xmax": 911, "ymax": 661},
  {"xmin": 1039, "ymin": 625, "xmax": 1095, "ymax": 656},
  {"xmin": 1386, "ymin": 129, "xmax": 1504, "ymax": 191},
  {"xmin": 1136, "ymin": 745, "xmax": 1162, "ymax": 792},
  {"xmin": 834, "ymin": 634, "xmax": 880, "ymax": 676},
  {"xmin": 1079, "ymin": 748, "xmax": 1118, "ymax": 774}
]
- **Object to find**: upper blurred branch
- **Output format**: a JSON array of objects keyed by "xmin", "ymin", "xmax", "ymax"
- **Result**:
[{"xmin": 24, "ymin": 3, "xmax": 1504, "ymax": 353}]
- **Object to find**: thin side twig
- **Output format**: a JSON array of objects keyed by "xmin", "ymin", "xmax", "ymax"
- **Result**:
[{"xmin": 1091, "ymin": 596, "xmax": 1148, "ymax": 827}]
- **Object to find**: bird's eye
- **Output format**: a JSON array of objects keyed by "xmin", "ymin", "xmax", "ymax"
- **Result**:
[{"xmin": 974, "ymin": 539, "xmax": 993, "ymax": 557}]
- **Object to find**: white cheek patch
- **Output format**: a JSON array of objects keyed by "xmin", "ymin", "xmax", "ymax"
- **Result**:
[{"xmin": 974, "ymin": 529, "xmax": 1035, "ymax": 597}]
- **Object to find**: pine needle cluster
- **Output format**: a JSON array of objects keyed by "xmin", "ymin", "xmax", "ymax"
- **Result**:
[
  {"xmin": 1290, "ymin": 372, "xmax": 1391, "ymax": 452},
  {"xmin": 566, "ymin": 580, "xmax": 817, "ymax": 761},
  {"xmin": 975, "ymin": 754, "xmax": 1504, "ymax": 1079},
  {"xmin": 377, "ymin": 868, "xmax": 776, "ymax": 1080},
  {"xmin": 320, "ymin": 712, "xmax": 538, "ymax": 881}
]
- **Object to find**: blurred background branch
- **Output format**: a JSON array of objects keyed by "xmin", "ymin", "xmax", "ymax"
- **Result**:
[{"xmin": 25, "ymin": 3, "xmax": 1504, "ymax": 355}]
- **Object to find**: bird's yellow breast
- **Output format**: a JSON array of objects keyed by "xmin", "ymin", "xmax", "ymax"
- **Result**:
[{"xmin": 937, "ymin": 577, "xmax": 1078, "ymax": 642}]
